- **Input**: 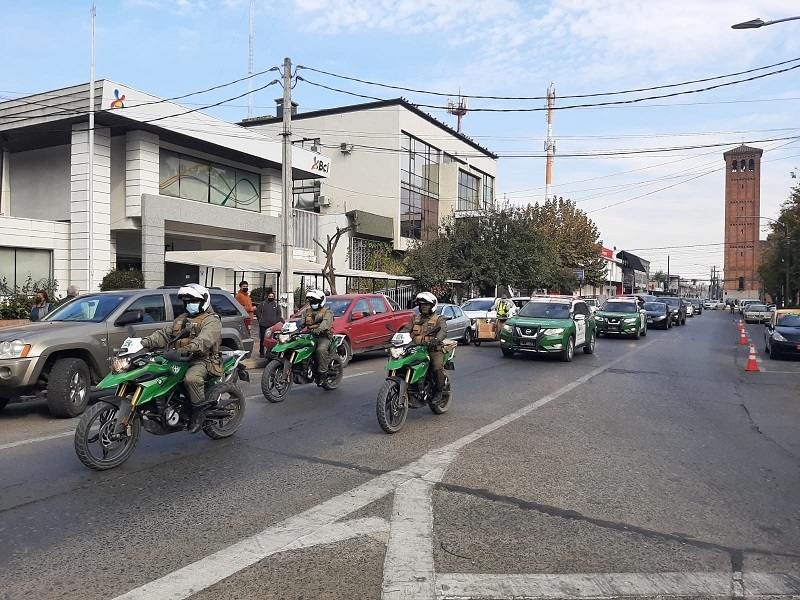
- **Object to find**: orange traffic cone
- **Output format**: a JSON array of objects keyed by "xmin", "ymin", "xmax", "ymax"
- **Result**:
[
  {"xmin": 745, "ymin": 344, "xmax": 759, "ymax": 372},
  {"xmin": 739, "ymin": 328, "xmax": 748, "ymax": 345},
  {"xmin": 738, "ymin": 319, "xmax": 744, "ymax": 332}
]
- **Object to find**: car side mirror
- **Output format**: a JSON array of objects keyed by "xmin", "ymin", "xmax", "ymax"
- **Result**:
[
  {"xmin": 116, "ymin": 310, "xmax": 143, "ymax": 327},
  {"xmin": 351, "ymin": 312, "xmax": 366, "ymax": 321}
]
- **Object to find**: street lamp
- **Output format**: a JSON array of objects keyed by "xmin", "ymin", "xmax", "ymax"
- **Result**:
[
  {"xmin": 738, "ymin": 215, "xmax": 791, "ymax": 308},
  {"xmin": 732, "ymin": 15, "xmax": 800, "ymax": 29}
]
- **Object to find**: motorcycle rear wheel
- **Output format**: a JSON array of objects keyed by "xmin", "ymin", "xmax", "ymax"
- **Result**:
[
  {"xmin": 74, "ymin": 400, "xmax": 141, "ymax": 471},
  {"xmin": 321, "ymin": 362, "xmax": 343, "ymax": 391},
  {"xmin": 376, "ymin": 380, "xmax": 407, "ymax": 434},
  {"xmin": 428, "ymin": 375, "xmax": 452, "ymax": 415},
  {"xmin": 261, "ymin": 359, "xmax": 293, "ymax": 402},
  {"xmin": 203, "ymin": 382, "xmax": 246, "ymax": 439}
]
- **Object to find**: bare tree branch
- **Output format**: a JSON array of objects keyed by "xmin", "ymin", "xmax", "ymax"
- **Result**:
[{"xmin": 313, "ymin": 225, "xmax": 352, "ymax": 294}]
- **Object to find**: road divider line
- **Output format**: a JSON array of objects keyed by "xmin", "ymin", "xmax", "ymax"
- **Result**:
[
  {"xmin": 343, "ymin": 370, "xmax": 375, "ymax": 379},
  {"xmin": 0, "ymin": 431, "xmax": 73, "ymax": 451}
]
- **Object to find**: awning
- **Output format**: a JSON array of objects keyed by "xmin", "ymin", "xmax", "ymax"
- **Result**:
[{"xmin": 165, "ymin": 249, "xmax": 413, "ymax": 280}]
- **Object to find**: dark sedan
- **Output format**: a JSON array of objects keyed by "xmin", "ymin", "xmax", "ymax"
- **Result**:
[
  {"xmin": 764, "ymin": 309, "xmax": 800, "ymax": 360},
  {"xmin": 656, "ymin": 297, "xmax": 687, "ymax": 326},
  {"xmin": 643, "ymin": 301, "xmax": 672, "ymax": 329}
]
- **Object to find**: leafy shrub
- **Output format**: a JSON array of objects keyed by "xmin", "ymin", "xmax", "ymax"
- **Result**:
[
  {"xmin": 0, "ymin": 275, "xmax": 60, "ymax": 320},
  {"xmin": 100, "ymin": 269, "xmax": 144, "ymax": 291}
]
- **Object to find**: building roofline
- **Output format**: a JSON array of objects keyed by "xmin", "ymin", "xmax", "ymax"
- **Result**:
[
  {"xmin": 240, "ymin": 97, "xmax": 498, "ymax": 159},
  {"xmin": 723, "ymin": 143, "xmax": 764, "ymax": 157}
]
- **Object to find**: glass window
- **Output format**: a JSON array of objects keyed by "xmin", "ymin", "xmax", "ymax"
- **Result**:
[
  {"xmin": 369, "ymin": 297, "xmax": 387, "ymax": 314},
  {"xmin": 180, "ymin": 155, "xmax": 210, "ymax": 203},
  {"xmin": 169, "ymin": 294, "xmax": 185, "ymax": 318},
  {"xmin": 748, "ymin": 159, "xmax": 755, "ymax": 171},
  {"xmin": 209, "ymin": 163, "xmax": 237, "ymax": 207},
  {"xmin": 441, "ymin": 306, "xmax": 454, "ymax": 318},
  {"xmin": 352, "ymin": 298, "xmax": 370, "ymax": 317},
  {"xmin": 483, "ymin": 175, "xmax": 494, "ymax": 210},
  {"xmin": 324, "ymin": 298, "xmax": 352, "ymax": 318},
  {"xmin": 458, "ymin": 170, "xmax": 480, "ymax": 212},
  {"xmin": 0, "ymin": 247, "xmax": 53, "ymax": 291},
  {"xmin": 235, "ymin": 170, "xmax": 261, "ymax": 212},
  {"xmin": 210, "ymin": 293, "xmax": 241, "ymax": 317},
  {"xmin": 48, "ymin": 294, "xmax": 129, "ymax": 322},
  {"xmin": 740, "ymin": 160, "xmax": 747, "ymax": 172},
  {"xmin": 731, "ymin": 160, "xmax": 737, "ymax": 172},
  {"xmin": 125, "ymin": 294, "xmax": 167, "ymax": 323},
  {"xmin": 452, "ymin": 307, "xmax": 463, "ymax": 318},
  {"xmin": 159, "ymin": 150, "xmax": 181, "ymax": 197}
]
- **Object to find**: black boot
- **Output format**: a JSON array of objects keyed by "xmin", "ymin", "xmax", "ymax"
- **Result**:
[{"xmin": 188, "ymin": 404, "xmax": 209, "ymax": 434}]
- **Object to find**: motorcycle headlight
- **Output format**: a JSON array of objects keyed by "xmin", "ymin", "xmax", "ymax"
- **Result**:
[
  {"xmin": 389, "ymin": 346, "xmax": 406, "ymax": 359},
  {"xmin": 541, "ymin": 328, "xmax": 564, "ymax": 336},
  {"xmin": 0, "ymin": 339, "xmax": 31, "ymax": 358},
  {"xmin": 278, "ymin": 333, "xmax": 290, "ymax": 343},
  {"xmin": 112, "ymin": 356, "xmax": 131, "ymax": 373}
]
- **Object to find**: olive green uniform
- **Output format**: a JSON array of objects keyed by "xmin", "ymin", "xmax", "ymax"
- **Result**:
[
  {"xmin": 401, "ymin": 312, "xmax": 447, "ymax": 391},
  {"xmin": 299, "ymin": 306, "xmax": 334, "ymax": 375},
  {"xmin": 140, "ymin": 310, "xmax": 223, "ymax": 407}
]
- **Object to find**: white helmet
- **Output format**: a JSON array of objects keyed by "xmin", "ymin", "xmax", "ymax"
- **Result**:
[
  {"xmin": 177, "ymin": 283, "xmax": 211, "ymax": 312},
  {"xmin": 306, "ymin": 289, "xmax": 326, "ymax": 309},
  {"xmin": 413, "ymin": 291, "xmax": 438, "ymax": 311}
]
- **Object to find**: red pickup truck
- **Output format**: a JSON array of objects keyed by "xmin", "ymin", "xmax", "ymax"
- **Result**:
[{"xmin": 262, "ymin": 294, "xmax": 415, "ymax": 366}]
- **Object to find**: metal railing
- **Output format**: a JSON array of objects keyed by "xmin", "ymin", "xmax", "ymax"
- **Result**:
[{"xmin": 293, "ymin": 209, "xmax": 318, "ymax": 250}]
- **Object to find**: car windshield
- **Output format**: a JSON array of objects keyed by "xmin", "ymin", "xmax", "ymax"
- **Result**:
[
  {"xmin": 462, "ymin": 299, "xmax": 494, "ymax": 311},
  {"xmin": 519, "ymin": 302, "xmax": 571, "ymax": 319},
  {"xmin": 44, "ymin": 294, "xmax": 130, "ymax": 322},
  {"xmin": 644, "ymin": 302, "xmax": 666, "ymax": 313},
  {"xmin": 776, "ymin": 313, "xmax": 800, "ymax": 327},
  {"xmin": 747, "ymin": 304, "xmax": 768, "ymax": 312},
  {"xmin": 662, "ymin": 298, "xmax": 680, "ymax": 307},
  {"xmin": 601, "ymin": 302, "xmax": 638, "ymax": 313},
  {"xmin": 322, "ymin": 298, "xmax": 353, "ymax": 318}
]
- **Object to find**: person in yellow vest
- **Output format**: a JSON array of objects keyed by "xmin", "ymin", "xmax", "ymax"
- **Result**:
[
  {"xmin": 493, "ymin": 294, "xmax": 513, "ymax": 339},
  {"xmin": 298, "ymin": 289, "xmax": 335, "ymax": 384},
  {"xmin": 401, "ymin": 291, "xmax": 447, "ymax": 403},
  {"xmin": 140, "ymin": 283, "xmax": 223, "ymax": 434}
]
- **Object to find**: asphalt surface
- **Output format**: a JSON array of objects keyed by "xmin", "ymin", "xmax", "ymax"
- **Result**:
[{"xmin": 0, "ymin": 309, "xmax": 798, "ymax": 600}]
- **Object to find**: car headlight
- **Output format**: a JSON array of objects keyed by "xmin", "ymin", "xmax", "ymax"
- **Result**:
[
  {"xmin": 389, "ymin": 346, "xmax": 406, "ymax": 359},
  {"xmin": 278, "ymin": 333, "xmax": 290, "ymax": 343},
  {"xmin": 112, "ymin": 356, "xmax": 131, "ymax": 373},
  {"xmin": 0, "ymin": 340, "xmax": 31, "ymax": 359},
  {"xmin": 502, "ymin": 324, "xmax": 512, "ymax": 332},
  {"xmin": 541, "ymin": 328, "xmax": 565, "ymax": 336},
  {"xmin": 772, "ymin": 331, "xmax": 787, "ymax": 342},
  {"xmin": 623, "ymin": 318, "xmax": 637, "ymax": 323}
]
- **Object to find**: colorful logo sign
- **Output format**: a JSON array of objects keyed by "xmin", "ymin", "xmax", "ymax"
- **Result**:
[
  {"xmin": 110, "ymin": 89, "xmax": 125, "ymax": 109},
  {"xmin": 312, "ymin": 156, "xmax": 330, "ymax": 173}
]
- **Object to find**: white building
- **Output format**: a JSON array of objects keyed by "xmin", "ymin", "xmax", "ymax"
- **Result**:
[
  {"xmin": 0, "ymin": 80, "xmax": 329, "ymax": 296},
  {"xmin": 241, "ymin": 98, "xmax": 498, "ymax": 277}
]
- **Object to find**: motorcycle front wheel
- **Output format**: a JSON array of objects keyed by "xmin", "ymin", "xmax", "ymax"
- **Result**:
[
  {"xmin": 321, "ymin": 362, "xmax": 343, "ymax": 391},
  {"xmin": 74, "ymin": 400, "xmax": 142, "ymax": 471},
  {"xmin": 429, "ymin": 375, "xmax": 452, "ymax": 415},
  {"xmin": 376, "ymin": 380, "xmax": 408, "ymax": 434},
  {"xmin": 261, "ymin": 359, "xmax": 293, "ymax": 402},
  {"xmin": 203, "ymin": 382, "xmax": 246, "ymax": 439}
]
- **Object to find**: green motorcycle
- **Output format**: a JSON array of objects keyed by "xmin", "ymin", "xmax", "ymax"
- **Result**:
[
  {"xmin": 260, "ymin": 321, "xmax": 345, "ymax": 402},
  {"xmin": 74, "ymin": 334, "xmax": 249, "ymax": 471},
  {"xmin": 376, "ymin": 328, "xmax": 456, "ymax": 434}
]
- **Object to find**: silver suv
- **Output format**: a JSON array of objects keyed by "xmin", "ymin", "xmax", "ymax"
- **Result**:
[{"xmin": 0, "ymin": 288, "xmax": 253, "ymax": 417}]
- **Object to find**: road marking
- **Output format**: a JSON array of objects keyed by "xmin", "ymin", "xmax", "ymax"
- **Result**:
[
  {"xmin": 110, "ymin": 342, "xmax": 658, "ymax": 600},
  {"xmin": 343, "ymin": 370, "xmax": 375, "ymax": 379},
  {"xmin": 0, "ymin": 431, "xmax": 73, "ymax": 451}
]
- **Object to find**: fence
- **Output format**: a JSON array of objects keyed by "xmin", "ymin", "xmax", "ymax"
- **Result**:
[{"xmin": 293, "ymin": 209, "xmax": 319, "ymax": 251}]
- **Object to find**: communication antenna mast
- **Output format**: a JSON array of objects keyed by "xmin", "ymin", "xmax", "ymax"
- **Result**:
[
  {"xmin": 544, "ymin": 83, "xmax": 556, "ymax": 201},
  {"xmin": 446, "ymin": 92, "xmax": 468, "ymax": 133},
  {"xmin": 247, "ymin": 0, "xmax": 255, "ymax": 119}
]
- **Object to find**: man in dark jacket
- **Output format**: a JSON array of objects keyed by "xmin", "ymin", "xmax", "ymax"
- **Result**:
[{"xmin": 255, "ymin": 291, "xmax": 284, "ymax": 358}]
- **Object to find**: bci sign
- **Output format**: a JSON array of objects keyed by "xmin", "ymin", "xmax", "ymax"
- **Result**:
[{"xmin": 312, "ymin": 156, "xmax": 330, "ymax": 174}]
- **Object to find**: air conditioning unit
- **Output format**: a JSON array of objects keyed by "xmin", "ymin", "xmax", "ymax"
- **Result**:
[
  {"xmin": 319, "ymin": 195, "xmax": 331, "ymax": 207},
  {"xmin": 340, "ymin": 142, "xmax": 353, "ymax": 154}
]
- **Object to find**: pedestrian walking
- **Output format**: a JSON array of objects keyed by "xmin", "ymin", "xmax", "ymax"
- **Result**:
[
  {"xmin": 235, "ymin": 280, "xmax": 255, "ymax": 321},
  {"xmin": 255, "ymin": 291, "xmax": 284, "ymax": 358},
  {"xmin": 30, "ymin": 290, "xmax": 52, "ymax": 322}
]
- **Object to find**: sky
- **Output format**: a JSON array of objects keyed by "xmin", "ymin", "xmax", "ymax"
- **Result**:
[{"xmin": 2, "ymin": 0, "xmax": 799, "ymax": 282}]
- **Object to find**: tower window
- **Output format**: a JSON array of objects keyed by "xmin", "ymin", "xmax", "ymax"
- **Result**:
[
  {"xmin": 749, "ymin": 159, "xmax": 755, "ymax": 171},
  {"xmin": 731, "ymin": 160, "xmax": 738, "ymax": 172},
  {"xmin": 740, "ymin": 160, "xmax": 747, "ymax": 171}
]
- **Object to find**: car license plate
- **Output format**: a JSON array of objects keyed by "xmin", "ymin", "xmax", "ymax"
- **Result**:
[{"xmin": 521, "ymin": 340, "xmax": 536, "ymax": 347}]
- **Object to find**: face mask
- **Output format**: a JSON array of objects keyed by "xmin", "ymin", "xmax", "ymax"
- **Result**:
[
  {"xmin": 267, "ymin": 297, "xmax": 275, "ymax": 303},
  {"xmin": 186, "ymin": 303, "xmax": 201, "ymax": 315},
  {"xmin": 420, "ymin": 304, "xmax": 432, "ymax": 315},
  {"xmin": 310, "ymin": 302, "xmax": 321, "ymax": 310}
]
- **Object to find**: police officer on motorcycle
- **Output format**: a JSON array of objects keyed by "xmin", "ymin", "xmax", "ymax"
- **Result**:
[
  {"xmin": 140, "ymin": 283, "xmax": 223, "ymax": 434},
  {"xmin": 298, "ymin": 289, "xmax": 335, "ymax": 384},
  {"xmin": 402, "ymin": 291, "xmax": 447, "ymax": 402}
]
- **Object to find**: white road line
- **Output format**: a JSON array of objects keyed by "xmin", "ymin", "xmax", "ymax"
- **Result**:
[
  {"xmin": 0, "ymin": 431, "xmax": 73, "ymax": 451},
  {"xmin": 343, "ymin": 370, "xmax": 375, "ymax": 379},
  {"xmin": 111, "ymin": 342, "xmax": 657, "ymax": 600},
  {"xmin": 434, "ymin": 572, "xmax": 800, "ymax": 599}
]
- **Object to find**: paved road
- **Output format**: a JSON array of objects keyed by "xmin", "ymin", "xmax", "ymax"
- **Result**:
[{"xmin": 1, "ymin": 310, "xmax": 798, "ymax": 599}]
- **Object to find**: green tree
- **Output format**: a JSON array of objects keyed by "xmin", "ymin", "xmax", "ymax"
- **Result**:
[
  {"xmin": 100, "ymin": 269, "xmax": 144, "ymax": 291},
  {"xmin": 758, "ymin": 183, "xmax": 799, "ymax": 307}
]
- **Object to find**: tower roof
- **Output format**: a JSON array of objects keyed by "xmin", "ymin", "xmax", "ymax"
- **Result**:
[{"xmin": 723, "ymin": 144, "xmax": 763, "ymax": 157}]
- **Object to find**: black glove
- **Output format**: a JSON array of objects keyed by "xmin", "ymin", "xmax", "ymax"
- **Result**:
[
  {"xmin": 426, "ymin": 340, "xmax": 440, "ymax": 350},
  {"xmin": 162, "ymin": 349, "xmax": 181, "ymax": 361}
]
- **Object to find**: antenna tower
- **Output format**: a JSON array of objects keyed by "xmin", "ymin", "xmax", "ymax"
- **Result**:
[
  {"xmin": 446, "ymin": 93, "xmax": 468, "ymax": 133},
  {"xmin": 247, "ymin": 0, "xmax": 255, "ymax": 119},
  {"xmin": 544, "ymin": 83, "xmax": 556, "ymax": 201}
]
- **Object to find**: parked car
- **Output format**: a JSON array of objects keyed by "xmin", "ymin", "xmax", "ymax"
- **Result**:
[
  {"xmin": 656, "ymin": 297, "xmax": 687, "ymax": 326},
  {"xmin": 498, "ymin": 296, "xmax": 596, "ymax": 361},
  {"xmin": 764, "ymin": 309, "xmax": 800, "ymax": 360},
  {"xmin": 0, "ymin": 288, "xmax": 253, "ymax": 417},
  {"xmin": 413, "ymin": 303, "xmax": 472, "ymax": 345},
  {"xmin": 702, "ymin": 298, "xmax": 714, "ymax": 310},
  {"xmin": 582, "ymin": 298, "xmax": 600, "ymax": 314},
  {"xmin": 685, "ymin": 303, "xmax": 695, "ymax": 318},
  {"xmin": 595, "ymin": 298, "xmax": 647, "ymax": 339},
  {"xmin": 738, "ymin": 299, "xmax": 759, "ymax": 315},
  {"xmin": 643, "ymin": 301, "xmax": 672, "ymax": 329},
  {"xmin": 743, "ymin": 303, "xmax": 772, "ymax": 324},
  {"xmin": 266, "ymin": 294, "xmax": 415, "ymax": 366},
  {"xmin": 687, "ymin": 298, "xmax": 702, "ymax": 315},
  {"xmin": 713, "ymin": 299, "xmax": 726, "ymax": 310}
]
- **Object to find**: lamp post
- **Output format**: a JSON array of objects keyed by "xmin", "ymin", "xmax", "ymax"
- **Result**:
[
  {"xmin": 738, "ymin": 215, "xmax": 790, "ymax": 307},
  {"xmin": 732, "ymin": 15, "xmax": 800, "ymax": 29}
]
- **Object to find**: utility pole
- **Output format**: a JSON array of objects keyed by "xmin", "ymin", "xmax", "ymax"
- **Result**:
[
  {"xmin": 544, "ymin": 84, "xmax": 556, "ymax": 202},
  {"xmin": 666, "ymin": 255, "xmax": 670, "ymax": 295},
  {"xmin": 88, "ymin": 4, "xmax": 96, "ymax": 292},
  {"xmin": 280, "ymin": 57, "xmax": 294, "ymax": 312},
  {"xmin": 247, "ymin": 0, "xmax": 254, "ymax": 119}
]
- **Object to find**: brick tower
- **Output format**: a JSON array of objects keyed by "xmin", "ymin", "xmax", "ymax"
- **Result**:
[{"xmin": 723, "ymin": 144, "xmax": 763, "ymax": 295}]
